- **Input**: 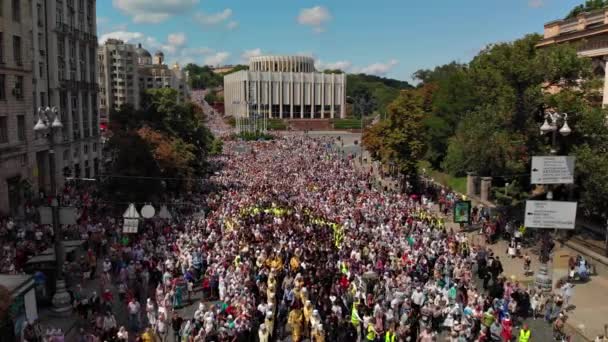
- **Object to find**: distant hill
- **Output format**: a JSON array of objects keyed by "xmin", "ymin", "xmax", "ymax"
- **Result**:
[
  {"xmin": 345, "ymin": 73, "xmax": 414, "ymax": 116},
  {"xmin": 186, "ymin": 63, "xmax": 413, "ymax": 116},
  {"xmin": 185, "ymin": 64, "xmax": 248, "ymax": 89}
]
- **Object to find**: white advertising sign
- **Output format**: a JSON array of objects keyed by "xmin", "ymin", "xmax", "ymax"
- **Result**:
[
  {"xmin": 531, "ymin": 156, "xmax": 575, "ymax": 184},
  {"xmin": 524, "ymin": 200, "xmax": 577, "ymax": 230},
  {"xmin": 123, "ymin": 218, "xmax": 139, "ymax": 234}
]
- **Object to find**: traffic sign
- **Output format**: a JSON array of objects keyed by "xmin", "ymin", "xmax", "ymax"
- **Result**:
[
  {"xmin": 524, "ymin": 200, "xmax": 577, "ymax": 230},
  {"xmin": 531, "ymin": 156, "xmax": 575, "ymax": 184}
]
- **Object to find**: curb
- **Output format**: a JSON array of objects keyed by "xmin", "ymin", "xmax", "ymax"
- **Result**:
[{"xmin": 564, "ymin": 239, "xmax": 608, "ymax": 267}]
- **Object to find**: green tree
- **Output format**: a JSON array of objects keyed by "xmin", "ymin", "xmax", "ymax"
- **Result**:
[
  {"xmin": 104, "ymin": 132, "xmax": 163, "ymax": 201},
  {"xmin": 570, "ymin": 107, "xmax": 608, "ymax": 217},
  {"xmin": 184, "ymin": 64, "xmax": 223, "ymax": 89},
  {"xmin": 363, "ymin": 90, "xmax": 427, "ymax": 186},
  {"xmin": 442, "ymin": 34, "xmax": 590, "ymax": 178},
  {"xmin": 104, "ymin": 88, "xmax": 216, "ymax": 200},
  {"xmin": 566, "ymin": 0, "xmax": 608, "ymax": 19}
]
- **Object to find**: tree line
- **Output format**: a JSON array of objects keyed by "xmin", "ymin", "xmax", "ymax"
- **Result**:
[{"xmin": 363, "ymin": 33, "xmax": 608, "ymax": 218}]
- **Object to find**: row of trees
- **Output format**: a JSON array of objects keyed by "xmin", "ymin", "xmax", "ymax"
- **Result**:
[
  {"xmin": 103, "ymin": 88, "xmax": 221, "ymax": 201},
  {"xmin": 363, "ymin": 33, "xmax": 608, "ymax": 217},
  {"xmin": 184, "ymin": 64, "xmax": 248, "ymax": 89}
]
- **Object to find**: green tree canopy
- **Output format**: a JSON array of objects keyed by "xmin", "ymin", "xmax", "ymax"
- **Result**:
[
  {"xmin": 363, "ymin": 89, "xmax": 427, "ymax": 186},
  {"xmin": 105, "ymin": 89, "xmax": 216, "ymax": 199},
  {"xmin": 566, "ymin": 0, "xmax": 608, "ymax": 19}
]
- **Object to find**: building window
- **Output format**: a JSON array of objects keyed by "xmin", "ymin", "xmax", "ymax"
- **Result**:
[
  {"xmin": 39, "ymin": 62, "xmax": 45, "ymax": 79},
  {"xmin": 13, "ymin": 35, "xmax": 21, "ymax": 65},
  {"xmin": 12, "ymin": 0, "xmax": 20, "ymax": 22},
  {"xmin": 0, "ymin": 32, "xmax": 4, "ymax": 63},
  {"xmin": 14, "ymin": 76, "xmax": 23, "ymax": 99},
  {"xmin": 0, "ymin": 74, "xmax": 5, "ymax": 100},
  {"xmin": 56, "ymin": 0, "xmax": 63, "ymax": 26},
  {"xmin": 0, "ymin": 116, "xmax": 7, "ymax": 143},
  {"xmin": 17, "ymin": 115, "xmax": 25, "ymax": 141},
  {"xmin": 57, "ymin": 36, "xmax": 65, "ymax": 57},
  {"xmin": 36, "ymin": 3, "xmax": 43, "ymax": 26}
]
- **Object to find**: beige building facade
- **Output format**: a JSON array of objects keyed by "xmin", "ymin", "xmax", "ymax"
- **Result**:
[
  {"xmin": 98, "ymin": 39, "xmax": 140, "ymax": 123},
  {"xmin": 97, "ymin": 41, "xmax": 190, "ymax": 122},
  {"xmin": 0, "ymin": 0, "xmax": 37, "ymax": 215},
  {"xmin": 538, "ymin": 8, "xmax": 608, "ymax": 106},
  {"xmin": 224, "ymin": 55, "xmax": 346, "ymax": 119},
  {"xmin": 0, "ymin": 0, "xmax": 101, "ymax": 215}
]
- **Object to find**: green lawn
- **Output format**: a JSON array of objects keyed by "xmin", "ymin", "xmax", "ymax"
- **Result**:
[
  {"xmin": 419, "ymin": 162, "xmax": 467, "ymax": 194},
  {"xmin": 331, "ymin": 118, "xmax": 364, "ymax": 129}
]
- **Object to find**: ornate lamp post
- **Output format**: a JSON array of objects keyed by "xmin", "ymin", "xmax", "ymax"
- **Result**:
[
  {"xmin": 34, "ymin": 107, "xmax": 72, "ymax": 315},
  {"xmin": 535, "ymin": 110, "xmax": 572, "ymax": 291}
]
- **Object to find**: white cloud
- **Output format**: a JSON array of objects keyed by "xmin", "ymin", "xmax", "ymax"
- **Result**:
[
  {"xmin": 194, "ymin": 9, "xmax": 233, "ymax": 26},
  {"xmin": 357, "ymin": 59, "xmax": 399, "ymax": 76},
  {"xmin": 528, "ymin": 0, "xmax": 544, "ymax": 8},
  {"xmin": 99, "ymin": 31, "xmax": 146, "ymax": 45},
  {"xmin": 227, "ymin": 21, "xmax": 239, "ymax": 30},
  {"xmin": 316, "ymin": 60, "xmax": 352, "ymax": 71},
  {"xmin": 99, "ymin": 30, "xmax": 212, "ymax": 66},
  {"xmin": 112, "ymin": 0, "xmax": 199, "ymax": 23},
  {"xmin": 297, "ymin": 6, "xmax": 331, "ymax": 33},
  {"xmin": 167, "ymin": 33, "xmax": 187, "ymax": 47},
  {"xmin": 241, "ymin": 48, "xmax": 263, "ymax": 63},
  {"xmin": 204, "ymin": 52, "xmax": 231, "ymax": 66}
]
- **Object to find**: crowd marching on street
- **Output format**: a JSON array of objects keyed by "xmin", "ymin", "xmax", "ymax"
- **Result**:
[{"xmin": 1, "ymin": 112, "xmax": 603, "ymax": 342}]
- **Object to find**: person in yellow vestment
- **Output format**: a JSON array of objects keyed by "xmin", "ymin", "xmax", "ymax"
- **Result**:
[
  {"xmin": 303, "ymin": 300, "xmax": 313, "ymax": 337},
  {"xmin": 288, "ymin": 300, "xmax": 304, "ymax": 342}
]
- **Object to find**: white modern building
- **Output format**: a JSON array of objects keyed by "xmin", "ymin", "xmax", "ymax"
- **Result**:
[{"xmin": 224, "ymin": 55, "xmax": 346, "ymax": 119}]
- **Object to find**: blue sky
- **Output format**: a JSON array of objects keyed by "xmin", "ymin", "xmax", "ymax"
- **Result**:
[{"xmin": 99, "ymin": 0, "xmax": 583, "ymax": 81}]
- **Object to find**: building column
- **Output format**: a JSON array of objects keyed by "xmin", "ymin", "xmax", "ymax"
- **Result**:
[
  {"xmin": 603, "ymin": 58, "xmax": 608, "ymax": 108},
  {"xmin": 480, "ymin": 177, "xmax": 492, "ymax": 202},
  {"xmin": 321, "ymin": 74, "xmax": 325, "ymax": 119},
  {"xmin": 466, "ymin": 172, "xmax": 477, "ymax": 197},
  {"xmin": 300, "ymin": 74, "xmax": 304, "ymax": 119},
  {"xmin": 279, "ymin": 72, "xmax": 283, "ymax": 119},
  {"xmin": 290, "ymin": 74, "xmax": 294, "ymax": 119},
  {"xmin": 330, "ymin": 74, "xmax": 335, "ymax": 119}
]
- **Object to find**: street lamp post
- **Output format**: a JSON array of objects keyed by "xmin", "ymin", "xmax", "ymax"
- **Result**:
[
  {"xmin": 535, "ymin": 110, "xmax": 572, "ymax": 291},
  {"xmin": 34, "ymin": 106, "xmax": 72, "ymax": 315}
]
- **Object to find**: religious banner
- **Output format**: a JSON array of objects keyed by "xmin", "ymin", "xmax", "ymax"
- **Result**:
[{"xmin": 453, "ymin": 201, "xmax": 472, "ymax": 224}]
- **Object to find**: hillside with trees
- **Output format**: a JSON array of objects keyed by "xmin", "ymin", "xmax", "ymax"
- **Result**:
[
  {"xmin": 184, "ymin": 64, "xmax": 249, "ymax": 89},
  {"xmin": 363, "ymin": 33, "xmax": 608, "ymax": 218}
]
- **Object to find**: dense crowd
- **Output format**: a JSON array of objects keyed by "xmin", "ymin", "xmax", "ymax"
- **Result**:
[{"xmin": 3, "ymin": 130, "xmax": 590, "ymax": 342}]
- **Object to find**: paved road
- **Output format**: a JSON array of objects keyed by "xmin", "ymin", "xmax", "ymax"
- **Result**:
[{"xmin": 52, "ymin": 131, "xmax": 583, "ymax": 342}]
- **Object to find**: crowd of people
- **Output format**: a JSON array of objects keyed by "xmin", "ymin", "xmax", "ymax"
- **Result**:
[{"xmin": 2, "ymin": 120, "xmax": 595, "ymax": 342}]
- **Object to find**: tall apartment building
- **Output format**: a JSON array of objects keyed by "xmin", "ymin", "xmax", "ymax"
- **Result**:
[
  {"xmin": 98, "ymin": 39, "xmax": 140, "ymax": 123},
  {"xmin": 0, "ymin": 0, "xmax": 36, "ymax": 215},
  {"xmin": 0, "ymin": 0, "xmax": 100, "ymax": 215},
  {"xmin": 98, "ymin": 41, "xmax": 190, "ymax": 123}
]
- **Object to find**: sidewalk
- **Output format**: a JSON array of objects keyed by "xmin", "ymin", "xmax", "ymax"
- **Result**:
[
  {"xmin": 479, "ymin": 237, "xmax": 608, "ymax": 341},
  {"xmin": 351, "ymin": 148, "xmax": 608, "ymax": 341}
]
